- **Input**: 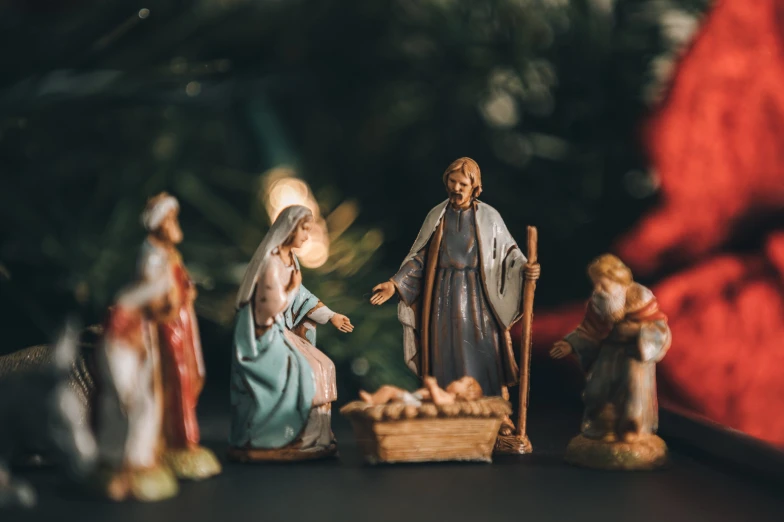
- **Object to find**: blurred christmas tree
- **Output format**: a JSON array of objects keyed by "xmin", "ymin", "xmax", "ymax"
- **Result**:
[{"xmin": 0, "ymin": 0, "xmax": 710, "ymax": 396}]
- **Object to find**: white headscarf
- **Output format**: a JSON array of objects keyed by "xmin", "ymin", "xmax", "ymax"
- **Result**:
[
  {"xmin": 235, "ymin": 205, "xmax": 313, "ymax": 308},
  {"xmin": 141, "ymin": 195, "xmax": 179, "ymax": 231}
]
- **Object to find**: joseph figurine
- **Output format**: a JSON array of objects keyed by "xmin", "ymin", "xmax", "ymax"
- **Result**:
[{"xmin": 371, "ymin": 157, "xmax": 540, "ymax": 435}]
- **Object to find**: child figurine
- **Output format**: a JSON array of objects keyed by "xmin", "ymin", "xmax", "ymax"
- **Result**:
[
  {"xmin": 92, "ymin": 275, "xmax": 178, "ymax": 502},
  {"xmin": 360, "ymin": 376, "xmax": 484, "ymax": 406},
  {"xmin": 341, "ymin": 375, "xmax": 512, "ymax": 464},
  {"xmin": 550, "ymin": 254, "xmax": 671, "ymax": 470},
  {"xmin": 137, "ymin": 193, "xmax": 221, "ymax": 479},
  {"xmin": 229, "ymin": 205, "xmax": 354, "ymax": 462}
]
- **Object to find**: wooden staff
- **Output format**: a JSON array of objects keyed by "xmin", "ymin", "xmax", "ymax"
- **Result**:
[{"xmin": 517, "ymin": 226, "xmax": 538, "ymax": 439}]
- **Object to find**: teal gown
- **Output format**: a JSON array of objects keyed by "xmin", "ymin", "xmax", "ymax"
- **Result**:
[{"xmin": 229, "ymin": 283, "xmax": 322, "ymax": 449}]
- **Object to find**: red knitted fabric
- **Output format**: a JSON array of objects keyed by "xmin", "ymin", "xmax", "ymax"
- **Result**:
[{"xmin": 523, "ymin": 0, "xmax": 784, "ymax": 447}]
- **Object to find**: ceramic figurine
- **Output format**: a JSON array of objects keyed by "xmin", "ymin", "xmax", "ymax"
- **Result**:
[
  {"xmin": 137, "ymin": 192, "xmax": 221, "ymax": 479},
  {"xmin": 359, "ymin": 376, "xmax": 483, "ymax": 406},
  {"xmin": 550, "ymin": 254, "xmax": 671, "ymax": 470},
  {"xmin": 91, "ymin": 274, "xmax": 178, "ymax": 501},
  {"xmin": 370, "ymin": 157, "xmax": 540, "ymax": 453},
  {"xmin": 341, "ymin": 376, "xmax": 511, "ymax": 464},
  {"xmin": 0, "ymin": 323, "xmax": 97, "ymax": 508},
  {"xmin": 228, "ymin": 204, "xmax": 354, "ymax": 462}
]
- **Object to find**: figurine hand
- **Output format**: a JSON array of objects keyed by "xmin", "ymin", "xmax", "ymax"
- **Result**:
[
  {"xmin": 525, "ymin": 263, "xmax": 541, "ymax": 280},
  {"xmin": 549, "ymin": 340, "xmax": 573, "ymax": 359},
  {"xmin": 370, "ymin": 281, "xmax": 396, "ymax": 305},
  {"xmin": 330, "ymin": 313, "xmax": 355, "ymax": 333}
]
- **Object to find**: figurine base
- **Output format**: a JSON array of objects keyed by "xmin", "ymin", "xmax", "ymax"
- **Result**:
[
  {"xmin": 90, "ymin": 464, "xmax": 179, "ymax": 502},
  {"xmin": 163, "ymin": 446, "xmax": 222, "ymax": 480},
  {"xmin": 493, "ymin": 433, "xmax": 533, "ymax": 455},
  {"xmin": 564, "ymin": 433, "xmax": 668, "ymax": 470},
  {"xmin": 227, "ymin": 442, "xmax": 338, "ymax": 463}
]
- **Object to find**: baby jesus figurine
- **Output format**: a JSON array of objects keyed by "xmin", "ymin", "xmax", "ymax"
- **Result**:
[
  {"xmin": 360, "ymin": 376, "xmax": 483, "ymax": 407},
  {"xmin": 344, "ymin": 375, "xmax": 511, "ymax": 463}
]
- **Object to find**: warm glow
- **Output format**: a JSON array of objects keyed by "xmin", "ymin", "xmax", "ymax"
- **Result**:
[{"xmin": 261, "ymin": 167, "xmax": 330, "ymax": 268}]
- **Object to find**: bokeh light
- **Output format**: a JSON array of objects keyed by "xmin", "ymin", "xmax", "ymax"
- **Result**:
[{"xmin": 261, "ymin": 167, "xmax": 330, "ymax": 268}]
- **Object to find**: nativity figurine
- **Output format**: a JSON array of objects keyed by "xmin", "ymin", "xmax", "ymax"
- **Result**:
[
  {"xmin": 341, "ymin": 376, "xmax": 511, "ymax": 464},
  {"xmin": 91, "ymin": 274, "xmax": 178, "ymax": 501},
  {"xmin": 360, "ymin": 376, "xmax": 483, "ymax": 407},
  {"xmin": 370, "ymin": 157, "xmax": 540, "ymax": 453},
  {"xmin": 228, "ymin": 204, "xmax": 354, "ymax": 462},
  {"xmin": 550, "ymin": 253, "xmax": 671, "ymax": 470},
  {"xmin": 137, "ymin": 193, "xmax": 221, "ymax": 479}
]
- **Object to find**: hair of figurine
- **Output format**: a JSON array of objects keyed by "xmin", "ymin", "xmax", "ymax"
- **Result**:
[
  {"xmin": 445, "ymin": 376, "xmax": 484, "ymax": 401},
  {"xmin": 281, "ymin": 213, "xmax": 315, "ymax": 247},
  {"xmin": 442, "ymin": 157, "xmax": 483, "ymax": 198},
  {"xmin": 141, "ymin": 192, "xmax": 179, "ymax": 231},
  {"xmin": 235, "ymin": 204, "xmax": 314, "ymax": 308},
  {"xmin": 588, "ymin": 253, "xmax": 633, "ymax": 286}
]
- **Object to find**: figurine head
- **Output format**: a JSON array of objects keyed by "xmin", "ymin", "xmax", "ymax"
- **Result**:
[
  {"xmin": 282, "ymin": 210, "xmax": 314, "ymax": 249},
  {"xmin": 445, "ymin": 376, "xmax": 484, "ymax": 401},
  {"xmin": 587, "ymin": 254, "xmax": 632, "ymax": 321},
  {"xmin": 443, "ymin": 157, "xmax": 482, "ymax": 209},
  {"xmin": 142, "ymin": 192, "xmax": 183, "ymax": 245},
  {"xmin": 236, "ymin": 205, "xmax": 314, "ymax": 308}
]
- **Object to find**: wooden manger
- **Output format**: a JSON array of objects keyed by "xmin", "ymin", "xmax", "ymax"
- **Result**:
[{"xmin": 340, "ymin": 397, "xmax": 511, "ymax": 464}]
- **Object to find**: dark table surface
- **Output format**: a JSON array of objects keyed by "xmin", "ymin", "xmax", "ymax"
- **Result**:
[{"xmin": 5, "ymin": 392, "xmax": 784, "ymax": 522}]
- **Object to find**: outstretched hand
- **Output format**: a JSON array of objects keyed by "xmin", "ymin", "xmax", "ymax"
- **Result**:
[
  {"xmin": 330, "ymin": 313, "xmax": 354, "ymax": 333},
  {"xmin": 549, "ymin": 340, "xmax": 573, "ymax": 359},
  {"xmin": 370, "ymin": 281, "xmax": 396, "ymax": 305}
]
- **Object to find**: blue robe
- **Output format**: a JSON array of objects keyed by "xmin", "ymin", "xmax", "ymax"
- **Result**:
[{"xmin": 229, "ymin": 284, "xmax": 320, "ymax": 449}]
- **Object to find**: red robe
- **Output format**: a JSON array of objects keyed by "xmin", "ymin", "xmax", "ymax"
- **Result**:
[
  {"xmin": 158, "ymin": 261, "xmax": 203, "ymax": 449},
  {"xmin": 139, "ymin": 240, "xmax": 205, "ymax": 450}
]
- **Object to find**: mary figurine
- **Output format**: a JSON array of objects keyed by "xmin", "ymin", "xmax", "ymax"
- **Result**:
[{"xmin": 228, "ymin": 205, "xmax": 353, "ymax": 461}]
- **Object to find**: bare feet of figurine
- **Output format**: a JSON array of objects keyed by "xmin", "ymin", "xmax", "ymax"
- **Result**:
[
  {"xmin": 498, "ymin": 415, "xmax": 516, "ymax": 436},
  {"xmin": 622, "ymin": 432, "xmax": 640, "ymax": 443},
  {"xmin": 358, "ymin": 390, "xmax": 374, "ymax": 403},
  {"xmin": 620, "ymin": 421, "xmax": 642, "ymax": 443}
]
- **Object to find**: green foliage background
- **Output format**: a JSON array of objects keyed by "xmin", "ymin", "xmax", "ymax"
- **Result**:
[{"xmin": 0, "ymin": 0, "xmax": 710, "ymax": 396}]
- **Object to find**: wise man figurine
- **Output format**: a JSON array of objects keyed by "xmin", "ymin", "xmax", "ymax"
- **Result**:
[
  {"xmin": 137, "ymin": 192, "xmax": 221, "ymax": 479},
  {"xmin": 371, "ymin": 157, "xmax": 540, "ymax": 451},
  {"xmin": 550, "ymin": 254, "xmax": 671, "ymax": 470},
  {"xmin": 93, "ymin": 273, "xmax": 178, "ymax": 501}
]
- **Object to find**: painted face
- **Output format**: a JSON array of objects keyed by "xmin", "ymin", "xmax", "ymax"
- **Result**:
[
  {"xmin": 446, "ymin": 171, "xmax": 474, "ymax": 208},
  {"xmin": 291, "ymin": 219, "xmax": 313, "ymax": 249},
  {"xmin": 446, "ymin": 376, "xmax": 483, "ymax": 401},
  {"xmin": 591, "ymin": 276, "xmax": 627, "ymax": 322},
  {"xmin": 159, "ymin": 211, "xmax": 183, "ymax": 244}
]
